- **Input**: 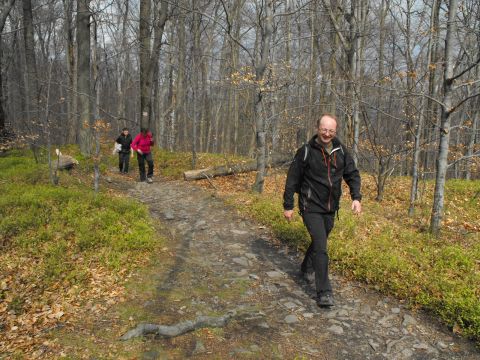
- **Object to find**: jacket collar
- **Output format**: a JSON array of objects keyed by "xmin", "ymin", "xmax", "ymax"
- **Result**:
[{"xmin": 309, "ymin": 135, "xmax": 342, "ymax": 153}]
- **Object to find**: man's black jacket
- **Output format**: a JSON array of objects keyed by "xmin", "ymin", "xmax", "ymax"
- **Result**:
[
  {"xmin": 116, "ymin": 133, "xmax": 133, "ymax": 154},
  {"xmin": 283, "ymin": 135, "xmax": 362, "ymax": 214}
]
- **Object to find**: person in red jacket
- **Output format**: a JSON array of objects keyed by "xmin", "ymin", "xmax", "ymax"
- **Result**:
[{"xmin": 131, "ymin": 128, "xmax": 154, "ymax": 183}]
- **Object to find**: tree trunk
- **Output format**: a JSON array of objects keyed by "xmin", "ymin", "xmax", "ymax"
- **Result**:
[
  {"xmin": 62, "ymin": 0, "xmax": 77, "ymax": 144},
  {"xmin": 22, "ymin": 0, "xmax": 39, "ymax": 123},
  {"xmin": 252, "ymin": 0, "xmax": 273, "ymax": 193},
  {"xmin": 175, "ymin": 10, "xmax": 186, "ymax": 150},
  {"xmin": 0, "ymin": 0, "xmax": 15, "ymax": 131},
  {"xmin": 408, "ymin": 92, "xmax": 426, "ymax": 216},
  {"xmin": 139, "ymin": 0, "xmax": 151, "ymax": 129},
  {"xmin": 423, "ymin": 0, "xmax": 441, "ymax": 175},
  {"xmin": 191, "ymin": 1, "xmax": 200, "ymax": 168},
  {"xmin": 116, "ymin": 0, "xmax": 130, "ymax": 132},
  {"xmin": 150, "ymin": 0, "xmax": 168, "ymax": 129},
  {"xmin": 0, "ymin": 51, "xmax": 5, "ymax": 131},
  {"xmin": 430, "ymin": 0, "xmax": 458, "ymax": 236},
  {"xmin": 76, "ymin": 0, "xmax": 92, "ymax": 154},
  {"xmin": 465, "ymin": 96, "xmax": 479, "ymax": 180}
]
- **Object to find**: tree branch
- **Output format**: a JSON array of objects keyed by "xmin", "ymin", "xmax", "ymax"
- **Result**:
[
  {"xmin": 447, "ymin": 151, "xmax": 480, "ymax": 169},
  {"xmin": 120, "ymin": 312, "xmax": 236, "ymax": 341},
  {"xmin": 451, "ymin": 55, "xmax": 480, "ymax": 82},
  {"xmin": 449, "ymin": 92, "xmax": 480, "ymax": 114}
]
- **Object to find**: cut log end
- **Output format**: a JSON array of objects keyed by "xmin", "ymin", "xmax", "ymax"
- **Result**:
[{"xmin": 56, "ymin": 155, "xmax": 79, "ymax": 170}]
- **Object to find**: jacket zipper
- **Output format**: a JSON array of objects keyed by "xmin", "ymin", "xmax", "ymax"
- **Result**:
[
  {"xmin": 328, "ymin": 147, "xmax": 342, "ymax": 211},
  {"xmin": 327, "ymin": 157, "xmax": 332, "ymax": 211}
]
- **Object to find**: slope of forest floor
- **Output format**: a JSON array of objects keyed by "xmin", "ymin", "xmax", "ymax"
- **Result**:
[
  {"xmin": 1, "ymin": 149, "xmax": 479, "ymax": 358},
  {"xmin": 47, "ymin": 168, "xmax": 479, "ymax": 359}
]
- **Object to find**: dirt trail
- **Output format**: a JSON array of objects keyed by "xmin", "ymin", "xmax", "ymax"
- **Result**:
[{"xmin": 121, "ymin": 179, "xmax": 478, "ymax": 359}]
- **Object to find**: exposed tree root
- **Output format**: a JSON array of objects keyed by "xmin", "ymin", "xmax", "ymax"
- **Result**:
[{"xmin": 120, "ymin": 311, "xmax": 236, "ymax": 341}]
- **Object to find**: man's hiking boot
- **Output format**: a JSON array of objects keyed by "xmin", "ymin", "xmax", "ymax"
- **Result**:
[
  {"xmin": 146, "ymin": 177, "xmax": 153, "ymax": 183},
  {"xmin": 300, "ymin": 271, "xmax": 315, "ymax": 284},
  {"xmin": 316, "ymin": 293, "xmax": 334, "ymax": 308}
]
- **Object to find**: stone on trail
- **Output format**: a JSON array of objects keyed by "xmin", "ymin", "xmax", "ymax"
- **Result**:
[
  {"xmin": 368, "ymin": 339, "xmax": 381, "ymax": 351},
  {"xmin": 282, "ymin": 301, "xmax": 298, "ymax": 310},
  {"xmin": 230, "ymin": 229, "xmax": 249, "ymax": 235},
  {"xmin": 284, "ymin": 314, "xmax": 298, "ymax": 324},
  {"xmin": 328, "ymin": 325, "xmax": 344, "ymax": 335},
  {"xmin": 266, "ymin": 271, "xmax": 284, "ymax": 279},
  {"xmin": 163, "ymin": 211, "xmax": 174, "ymax": 220},
  {"xmin": 232, "ymin": 257, "xmax": 250, "ymax": 267},
  {"xmin": 402, "ymin": 314, "xmax": 417, "ymax": 327}
]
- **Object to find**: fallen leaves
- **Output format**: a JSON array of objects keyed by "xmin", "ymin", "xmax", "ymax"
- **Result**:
[
  {"xmin": 194, "ymin": 169, "xmax": 479, "ymax": 245},
  {"xmin": 0, "ymin": 261, "xmax": 130, "ymax": 356}
]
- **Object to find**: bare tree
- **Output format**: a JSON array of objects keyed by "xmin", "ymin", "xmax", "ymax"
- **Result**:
[
  {"xmin": 252, "ymin": 0, "xmax": 273, "ymax": 193},
  {"xmin": 430, "ymin": 0, "xmax": 480, "ymax": 235},
  {"xmin": 0, "ymin": 0, "xmax": 15, "ymax": 131},
  {"xmin": 408, "ymin": 0, "xmax": 440, "ymax": 216},
  {"xmin": 22, "ymin": 0, "xmax": 38, "ymax": 122},
  {"xmin": 77, "ymin": 0, "xmax": 92, "ymax": 154},
  {"xmin": 139, "ymin": 0, "xmax": 168, "ymax": 130},
  {"xmin": 62, "ymin": 0, "xmax": 77, "ymax": 144}
]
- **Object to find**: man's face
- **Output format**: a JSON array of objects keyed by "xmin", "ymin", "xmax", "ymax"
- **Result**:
[
  {"xmin": 123, "ymin": 130, "xmax": 129, "ymax": 136},
  {"xmin": 317, "ymin": 116, "xmax": 337, "ymax": 145}
]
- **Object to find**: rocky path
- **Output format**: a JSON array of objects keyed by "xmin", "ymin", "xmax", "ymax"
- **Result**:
[{"xmin": 127, "ymin": 180, "xmax": 478, "ymax": 359}]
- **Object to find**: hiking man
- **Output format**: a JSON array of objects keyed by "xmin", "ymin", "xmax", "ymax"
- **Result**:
[{"xmin": 283, "ymin": 113, "xmax": 362, "ymax": 307}]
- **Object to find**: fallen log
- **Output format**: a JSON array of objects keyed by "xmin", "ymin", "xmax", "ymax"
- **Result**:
[
  {"xmin": 183, "ymin": 154, "xmax": 292, "ymax": 181},
  {"xmin": 119, "ymin": 311, "xmax": 236, "ymax": 340}
]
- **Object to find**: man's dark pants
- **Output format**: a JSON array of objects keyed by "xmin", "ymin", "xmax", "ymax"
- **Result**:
[
  {"xmin": 119, "ymin": 152, "xmax": 130, "ymax": 172},
  {"xmin": 301, "ymin": 212, "xmax": 335, "ymax": 296},
  {"xmin": 137, "ymin": 152, "xmax": 154, "ymax": 181}
]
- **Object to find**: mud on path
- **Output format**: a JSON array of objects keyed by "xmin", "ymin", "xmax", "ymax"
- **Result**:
[{"xmin": 111, "ymin": 178, "xmax": 478, "ymax": 360}]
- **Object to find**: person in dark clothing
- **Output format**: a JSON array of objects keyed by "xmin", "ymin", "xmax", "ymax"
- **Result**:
[
  {"xmin": 116, "ymin": 127, "xmax": 133, "ymax": 173},
  {"xmin": 283, "ymin": 114, "xmax": 362, "ymax": 307},
  {"xmin": 131, "ymin": 128, "xmax": 154, "ymax": 183}
]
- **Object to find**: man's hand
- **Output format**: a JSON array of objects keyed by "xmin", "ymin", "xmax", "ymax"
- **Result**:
[
  {"xmin": 352, "ymin": 200, "xmax": 362, "ymax": 215},
  {"xmin": 137, "ymin": 149, "xmax": 143, "ymax": 155},
  {"xmin": 284, "ymin": 209, "xmax": 294, "ymax": 222}
]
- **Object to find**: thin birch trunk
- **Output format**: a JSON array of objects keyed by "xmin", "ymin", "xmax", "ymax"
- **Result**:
[
  {"xmin": 252, "ymin": 0, "xmax": 273, "ymax": 193},
  {"xmin": 22, "ymin": 0, "xmax": 39, "ymax": 127},
  {"xmin": 465, "ymin": 97, "xmax": 479, "ymax": 180},
  {"xmin": 430, "ymin": 0, "xmax": 458, "ymax": 235},
  {"xmin": 77, "ymin": 0, "xmax": 91, "ymax": 154},
  {"xmin": 62, "ymin": 0, "xmax": 77, "ymax": 144}
]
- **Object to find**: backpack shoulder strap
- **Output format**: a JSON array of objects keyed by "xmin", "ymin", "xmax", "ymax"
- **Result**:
[
  {"xmin": 301, "ymin": 142, "xmax": 311, "ymax": 169},
  {"xmin": 303, "ymin": 143, "xmax": 309, "ymax": 162}
]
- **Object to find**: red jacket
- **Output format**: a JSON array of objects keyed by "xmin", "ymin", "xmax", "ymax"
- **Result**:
[{"xmin": 131, "ymin": 132, "xmax": 154, "ymax": 154}]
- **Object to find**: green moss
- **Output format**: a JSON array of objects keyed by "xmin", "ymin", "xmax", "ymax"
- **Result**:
[
  {"xmin": 230, "ymin": 179, "xmax": 480, "ymax": 341},
  {"xmin": 0, "ymin": 152, "xmax": 161, "ymax": 284}
]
